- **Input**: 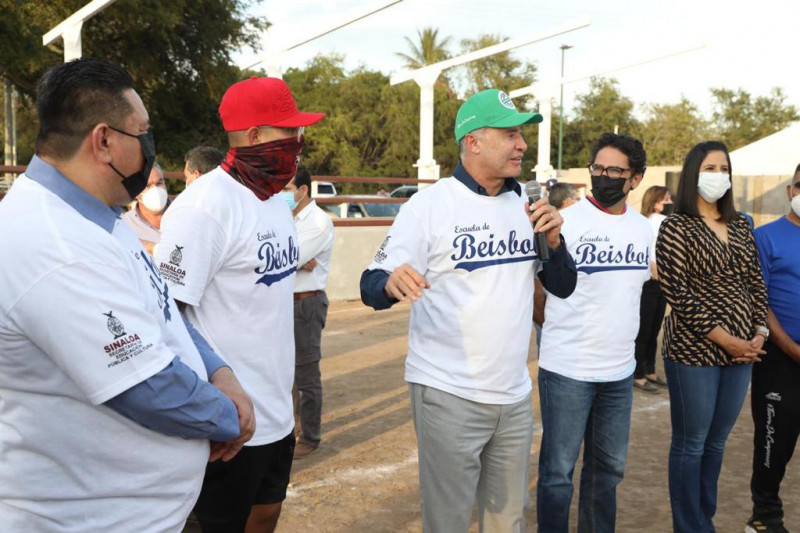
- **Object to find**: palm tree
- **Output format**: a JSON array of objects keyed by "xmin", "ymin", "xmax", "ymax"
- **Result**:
[{"xmin": 396, "ymin": 27, "xmax": 451, "ymax": 69}]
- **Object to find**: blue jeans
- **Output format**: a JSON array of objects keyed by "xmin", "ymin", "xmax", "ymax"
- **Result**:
[
  {"xmin": 664, "ymin": 358, "xmax": 752, "ymax": 533},
  {"xmin": 537, "ymin": 368, "xmax": 633, "ymax": 533}
]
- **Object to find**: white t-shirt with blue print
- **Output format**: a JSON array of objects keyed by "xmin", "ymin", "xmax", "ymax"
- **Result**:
[
  {"xmin": 539, "ymin": 198, "xmax": 651, "ymax": 381},
  {"xmin": 366, "ymin": 177, "xmax": 541, "ymax": 404}
]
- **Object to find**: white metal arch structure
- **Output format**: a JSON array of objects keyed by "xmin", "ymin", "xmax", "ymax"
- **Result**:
[
  {"xmin": 43, "ymin": 0, "xmax": 119, "ymax": 62},
  {"xmin": 241, "ymin": 0, "xmax": 405, "ymax": 77},
  {"xmin": 390, "ymin": 19, "xmax": 591, "ymax": 181},
  {"xmin": 509, "ymin": 43, "xmax": 706, "ymax": 182}
]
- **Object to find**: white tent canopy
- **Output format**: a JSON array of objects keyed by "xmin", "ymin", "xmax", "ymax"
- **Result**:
[{"xmin": 730, "ymin": 122, "xmax": 800, "ymax": 176}]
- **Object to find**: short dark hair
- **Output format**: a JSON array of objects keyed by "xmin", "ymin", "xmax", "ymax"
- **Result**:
[
  {"xmin": 293, "ymin": 164, "xmax": 312, "ymax": 196},
  {"xmin": 36, "ymin": 58, "xmax": 135, "ymax": 159},
  {"xmin": 794, "ymin": 163, "xmax": 800, "ymax": 174},
  {"xmin": 590, "ymin": 132, "xmax": 647, "ymax": 175},
  {"xmin": 184, "ymin": 145, "xmax": 223, "ymax": 175},
  {"xmin": 548, "ymin": 183, "xmax": 576, "ymax": 209},
  {"xmin": 674, "ymin": 141, "xmax": 737, "ymax": 223}
]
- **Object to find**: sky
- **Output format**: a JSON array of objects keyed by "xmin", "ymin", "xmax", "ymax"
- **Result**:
[{"xmin": 238, "ymin": 0, "xmax": 800, "ymax": 120}]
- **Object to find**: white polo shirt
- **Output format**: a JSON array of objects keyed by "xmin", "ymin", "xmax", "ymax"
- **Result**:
[
  {"xmin": 0, "ymin": 158, "xmax": 209, "ymax": 532},
  {"xmin": 157, "ymin": 167, "xmax": 298, "ymax": 445},
  {"xmin": 539, "ymin": 199, "xmax": 652, "ymax": 381},
  {"xmin": 294, "ymin": 200, "xmax": 335, "ymax": 292},
  {"xmin": 366, "ymin": 177, "xmax": 540, "ymax": 404}
]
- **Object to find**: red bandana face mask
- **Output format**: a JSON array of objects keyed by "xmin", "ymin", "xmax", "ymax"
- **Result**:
[{"xmin": 221, "ymin": 135, "xmax": 304, "ymax": 201}]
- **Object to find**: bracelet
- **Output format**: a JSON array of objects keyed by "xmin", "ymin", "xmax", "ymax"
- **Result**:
[{"xmin": 755, "ymin": 326, "xmax": 769, "ymax": 340}]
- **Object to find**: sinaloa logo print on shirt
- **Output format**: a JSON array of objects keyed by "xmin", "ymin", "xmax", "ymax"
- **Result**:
[
  {"xmin": 573, "ymin": 235, "xmax": 649, "ymax": 274},
  {"xmin": 254, "ymin": 232, "xmax": 299, "ymax": 286},
  {"xmin": 451, "ymin": 223, "xmax": 537, "ymax": 272},
  {"xmin": 159, "ymin": 244, "xmax": 187, "ymax": 288},
  {"xmin": 102, "ymin": 311, "xmax": 153, "ymax": 368}
]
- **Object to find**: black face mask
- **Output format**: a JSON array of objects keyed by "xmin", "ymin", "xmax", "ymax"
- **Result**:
[
  {"xmin": 108, "ymin": 126, "xmax": 156, "ymax": 200},
  {"xmin": 661, "ymin": 203, "xmax": 674, "ymax": 216},
  {"xmin": 591, "ymin": 175, "xmax": 629, "ymax": 208}
]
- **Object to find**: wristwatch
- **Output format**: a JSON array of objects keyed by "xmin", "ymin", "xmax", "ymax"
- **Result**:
[{"xmin": 755, "ymin": 326, "xmax": 770, "ymax": 341}]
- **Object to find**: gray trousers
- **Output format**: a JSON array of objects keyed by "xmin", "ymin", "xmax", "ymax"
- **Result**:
[
  {"xmin": 409, "ymin": 383, "xmax": 533, "ymax": 533},
  {"xmin": 293, "ymin": 291, "xmax": 328, "ymax": 447}
]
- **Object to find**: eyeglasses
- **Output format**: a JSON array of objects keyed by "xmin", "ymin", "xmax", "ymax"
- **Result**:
[{"xmin": 588, "ymin": 163, "xmax": 631, "ymax": 179}]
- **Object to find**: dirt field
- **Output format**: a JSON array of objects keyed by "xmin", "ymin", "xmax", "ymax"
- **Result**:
[{"xmin": 196, "ymin": 300, "xmax": 800, "ymax": 532}]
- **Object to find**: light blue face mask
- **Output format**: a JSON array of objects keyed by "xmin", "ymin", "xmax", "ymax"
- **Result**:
[{"xmin": 279, "ymin": 191, "xmax": 298, "ymax": 211}]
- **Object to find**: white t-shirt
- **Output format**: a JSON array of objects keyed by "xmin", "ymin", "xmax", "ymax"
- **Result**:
[
  {"xmin": 539, "ymin": 199, "xmax": 652, "ymax": 381},
  {"xmin": 366, "ymin": 178, "xmax": 540, "ymax": 404},
  {"xmin": 0, "ymin": 173, "xmax": 208, "ymax": 532},
  {"xmin": 294, "ymin": 200, "xmax": 335, "ymax": 292},
  {"xmin": 157, "ymin": 167, "xmax": 297, "ymax": 445}
]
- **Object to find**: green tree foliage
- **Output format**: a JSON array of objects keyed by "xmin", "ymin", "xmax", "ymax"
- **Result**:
[
  {"xmin": 457, "ymin": 34, "xmax": 537, "ymax": 102},
  {"xmin": 710, "ymin": 87, "xmax": 799, "ymax": 150},
  {"xmin": 0, "ymin": 0, "xmax": 267, "ymax": 169},
  {"xmin": 396, "ymin": 27, "xmax": 451, "ymax": 69},
  {"xmin": 284, "ymin": 55, "xmax": 460, "ymax": 192},
  {"xmin": 561, "ymin": 77, "xmax": 639, "ymax": 169},
  {"xmin": 637, "ymin": 98, "xmax": 710, "ymax": 166}
]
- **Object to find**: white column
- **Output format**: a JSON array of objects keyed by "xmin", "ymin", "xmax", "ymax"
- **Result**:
[
  {"xmin": 62, "ymin": 23, "xmax": 84, "ymax": 61},
  {"xmin": 414, "ymin": 69, "xmax": 441, "ymax": 182}
]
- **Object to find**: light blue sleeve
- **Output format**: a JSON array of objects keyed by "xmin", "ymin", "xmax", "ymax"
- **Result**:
[{"xmin": 104, "ymin": 356, "xmax": 239, "ymax": 441}]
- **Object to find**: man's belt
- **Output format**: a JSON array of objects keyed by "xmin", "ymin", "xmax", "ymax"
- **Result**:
[{"xmin": 294, "ymin": 290, "xmax": 323, "ymax": 301}]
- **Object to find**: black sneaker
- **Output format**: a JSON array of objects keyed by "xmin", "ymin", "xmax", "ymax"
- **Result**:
[{"xmin": 745, "ymin": 516, "xmax": 789, "ymax": 533}]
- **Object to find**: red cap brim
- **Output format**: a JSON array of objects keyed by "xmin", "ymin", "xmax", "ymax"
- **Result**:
[{"xmin": 270, "ymin": 112, "xmax": 326, "ymax": 128}]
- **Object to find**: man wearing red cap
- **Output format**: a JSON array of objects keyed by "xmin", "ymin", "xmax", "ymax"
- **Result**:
[{"xmin": 156, "ymin": 77, "xmax": 324, "ymax": 533}]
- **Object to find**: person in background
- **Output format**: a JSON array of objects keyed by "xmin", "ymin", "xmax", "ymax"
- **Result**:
[
  {"xmin": 745, "ymin": 165, "xmax": 800, "ymax": 533},
  {"xmin": 281, "ymin": 165, "xmax": 335, "ymax": 459},
  {"xmin": 547, "ymin": 182, "xmax": 579, "ymax": 211},
  {"xmin": 122, "ymin": 161, "xmax": 169, "ymax": 255},
  {"xmin": 184, "ymin": 145, "xmax": 224, "ymax": 186},
  {"xmin": 656, "ymin": 140, "xmax": 768, "ymax": 533},
  {"xmin": 632, "ymin": 185, "xmax": 673, "ymax": 393}
]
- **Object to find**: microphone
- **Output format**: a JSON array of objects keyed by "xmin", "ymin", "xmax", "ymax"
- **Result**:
[{"xmin": 524, "ymin": 181, "xmax": 550, "ymax": 262}]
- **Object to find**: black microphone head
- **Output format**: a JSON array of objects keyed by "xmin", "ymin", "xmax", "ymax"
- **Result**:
[{"xmin": 525, "ymin": 180, "xmax": 542, "ymax": 202}]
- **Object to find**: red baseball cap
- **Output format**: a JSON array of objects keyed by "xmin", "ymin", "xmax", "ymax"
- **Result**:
[{"xmin": 218, "ymin": 77, "xmax": 325, "ymax": 132}]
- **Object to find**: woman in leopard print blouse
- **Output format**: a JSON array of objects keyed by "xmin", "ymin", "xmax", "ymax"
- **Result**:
[{"xmin": 656, "ymin": 140, "xmax": 768, "ymax": 533}]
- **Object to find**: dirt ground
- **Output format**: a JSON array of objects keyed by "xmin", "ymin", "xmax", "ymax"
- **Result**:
[{"xmin": 196, "ymin": 300, "xmax": 800, "ymax": 532}]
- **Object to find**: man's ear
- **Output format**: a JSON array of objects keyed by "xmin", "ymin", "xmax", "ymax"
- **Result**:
[
  {"xmin": 246, "ymin": 126, "xmax": 261, "ymax": 146},
  {"xmin": 91, "ymin": 123, "xmax": 113, "ymax": 164}
]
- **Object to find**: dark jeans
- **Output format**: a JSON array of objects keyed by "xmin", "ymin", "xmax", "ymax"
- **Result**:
[
  {"xmin": 664, "ymin": 358, "xmax": 752, "ymax": 533},
  {"xmin": 634, "ymin": 280, "xmax": 666, "ymax": 379},
  {"xmin": 537, "ymin": 368, "xmax": 633, "ymax": 533},
  {"xmin": 293, "ymin": 292, "xmax": 328, "ymax": 447},
  {"xmin": 750, "ymin": 341, "xmax": 800, "ymax": 523}
]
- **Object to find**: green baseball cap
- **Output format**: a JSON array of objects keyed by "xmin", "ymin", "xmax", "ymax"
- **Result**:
[{"xmin": 454, "ymin": 89, "xmax": 543, "ymax": 143}]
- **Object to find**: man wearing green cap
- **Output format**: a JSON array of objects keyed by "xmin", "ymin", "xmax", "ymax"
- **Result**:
[{"xmin": 361, "ymin": 89, "xmax": 577, "ymax": 531}]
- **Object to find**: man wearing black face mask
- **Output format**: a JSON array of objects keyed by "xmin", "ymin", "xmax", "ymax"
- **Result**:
[
  {"xmin": 156, "ymin": 77, "xmax": 324, "ymax": 533},
  {"xmin": 0, "ymin": 58, "xmax": 248, "ymax": 531},
  {"xmin": 536, "ymin": 133, "xmax": 652, "ymax": 532}
]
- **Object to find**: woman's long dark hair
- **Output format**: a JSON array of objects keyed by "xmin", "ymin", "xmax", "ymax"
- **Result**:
[{"xmin": 674, "ymin": 141, "xmax": 738, "ymax": 222}]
